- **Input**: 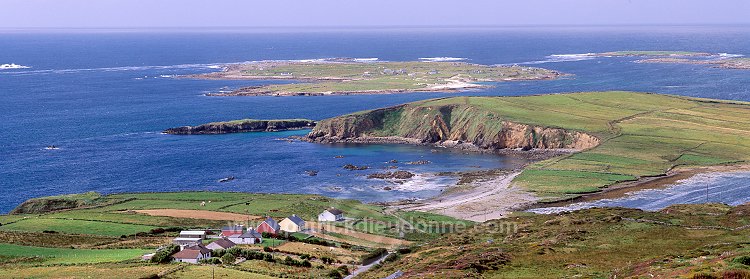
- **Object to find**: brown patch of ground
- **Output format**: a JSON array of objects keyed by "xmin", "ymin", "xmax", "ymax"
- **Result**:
[
  {"xmin": 134, "ymin": 209, "xmax": 261, "ymax": 221},
  {"xmin": 308, "ymin": 221, "xmax": 410, "ymax": 247}
]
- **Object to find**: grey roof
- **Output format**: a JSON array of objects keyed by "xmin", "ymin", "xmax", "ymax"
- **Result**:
[
  {"xmin": 261, "ymin": 217, "xmax": 280, "ymax": 230},
  {"xmin": 209, "ymin": 238, "xmax": 236, "ymax": 249},
  {"xmin": 287, "ymin": 214, "xmax": 305, "ymax": 226},
  {"xmin": 221, "ymin": 225, "xmax": 244, "ymax": 231},
  {"xmin": 326, "ymin": 208, "xmax": 344, "ymax": 215},
  {"xmin": 239, "ymin": 229, "xmax": 262, "ymax": 238}
]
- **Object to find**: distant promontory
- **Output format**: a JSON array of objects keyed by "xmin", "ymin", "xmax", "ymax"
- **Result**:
[{"xmin": 164, "ymin": 119, "xmax": 316, "ymax": 135}]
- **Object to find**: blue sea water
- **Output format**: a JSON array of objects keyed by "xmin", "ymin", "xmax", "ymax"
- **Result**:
[{"xmin": 1, "ymin": 26, "xmax": 750, "ymax": 213}]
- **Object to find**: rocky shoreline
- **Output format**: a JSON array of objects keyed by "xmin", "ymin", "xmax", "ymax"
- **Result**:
[{"xmin": 164, "ymin": 119, "xmax": 316, "ymax": 135}]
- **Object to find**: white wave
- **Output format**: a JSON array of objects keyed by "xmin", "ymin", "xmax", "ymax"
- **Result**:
[
  {"xmin": 500, "ymin": 53, "xmax": 597, "ymax": 66},
  {"xmin": 379, "ymin": 173, "xmax": 454, "ymax": 192},
  {"xmin": 352, "ymin": 58, "xmax": 379, "ymax": 62},
  {"xmin": 419, "ymin": 57, "xmax": 467, "ymax": 62},
  {"xmin": 717, "ymin": 53, "xmax": 745, "ymax": 59},
  {"xmin": 0, "ymin": 63, "xmax": 31, "ymax": 70}
]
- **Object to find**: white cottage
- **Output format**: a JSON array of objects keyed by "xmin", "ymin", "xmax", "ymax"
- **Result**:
[
  {"xmin": 318, "ymin": 208, "xmax": 345, "ymax": 222},
  {"xmin": 228, "ymin": 229, "xmax": 263, "ymax": 244},
  {"xmin": 172, "ymin": 245, "xmax": 211, "ymax": 264}
]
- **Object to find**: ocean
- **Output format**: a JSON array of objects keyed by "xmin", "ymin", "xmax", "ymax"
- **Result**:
[{"xmin": 2, "ymin": 26, "xmax": 750, "ymax": 213}]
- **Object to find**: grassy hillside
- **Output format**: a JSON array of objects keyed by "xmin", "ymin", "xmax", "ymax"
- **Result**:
[
  {"xmin": 309, "ymin": 91, "xmax": 750, "ymax": 199},
  {"xmin": 360, "ymin": 203, "xmax": 750, "ymax": 278}
]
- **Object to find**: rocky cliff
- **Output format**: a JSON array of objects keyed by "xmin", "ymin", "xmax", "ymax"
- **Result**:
[
  {"xmin": 306, "ymin": 103, "xmax": 599, "ymax": 150},
  {"xmin": 164, "ymin": 119, "xmax": 316, "ymax": 135},
  {"xmin": 10, "ymin": 192, "xmax": 102, "ymax": 214}
]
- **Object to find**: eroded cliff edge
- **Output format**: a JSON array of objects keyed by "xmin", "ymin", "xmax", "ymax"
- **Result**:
[{"xmin": 305, "ymin": 102, "xmax": 599, "ymax": 151}]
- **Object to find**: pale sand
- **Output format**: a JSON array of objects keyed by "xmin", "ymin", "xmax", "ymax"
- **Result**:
[
  {"xmin": 396, "ymin": 171, "xmax": 538, "ymax": 222},
  {"xmin": 134, "ymin": 209, "xmax": 262, "ymax": 221}
]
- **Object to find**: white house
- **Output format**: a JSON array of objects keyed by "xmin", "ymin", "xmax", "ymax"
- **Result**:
[
  {"xmin": 172, "ymin": 245, "xmax": 211, "ymax": 264},
  {"xmin": 279, "ymin": 214, "xmax": 306, "ymax": 233},
  {"xmin": 318, "ymin": 208, "xmax": 345, "ymax": 222},
  {"xmin": 228, "ymin": 229, "xmax": 263, "ymax": 244}
]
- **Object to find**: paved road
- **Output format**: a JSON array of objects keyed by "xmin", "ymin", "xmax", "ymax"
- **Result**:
[{"xmin": 344, "ymin": 253, "xmax": 390, "ymax": 279}]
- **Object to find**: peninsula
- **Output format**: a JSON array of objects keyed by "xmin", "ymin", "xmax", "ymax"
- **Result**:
[
  {"xmin": 185, "ymin": 60, "xmax": 563, "ymax": 96},
  {"xmin": 163, "ymin": 119, "xmax": 316, "ymax": 135},
  {"xmin": 306, "ymin": 91, "xmax": 750, "ymax": 215}
]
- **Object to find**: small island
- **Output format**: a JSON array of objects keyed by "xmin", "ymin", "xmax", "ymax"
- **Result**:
[
  {"xmin": 164, "ymin": 119, "xmax": 316, "ymax": 135},
  {"xmin": 184, "ymin": 59, "xmax": 564, "ymax": 96},
  {"xmin": 636, "ymin": 57, "xmax": 750, "ymax": 69},
  {"xmin": 568, "ymin": 51, "xmax": 750, "ymax": 70}
]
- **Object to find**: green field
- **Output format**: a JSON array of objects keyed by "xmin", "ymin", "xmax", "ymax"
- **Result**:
[
  {"xmin": 313, "ymin": 91, "xmax": 750, "ymax": 199},
  {"xmin": 196, "ymin": 61, "xmax": 561, "ymax": 96},
  {"xmin": 0, "ymin": 243, "xmax": 149, "ymax": 264}
]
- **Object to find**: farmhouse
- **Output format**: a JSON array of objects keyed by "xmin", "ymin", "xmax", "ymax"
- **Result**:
[
  {"xmin": 279, "ymin": 214, "xmax": 306, "ymax": 233},
  {"xmin": 257, "ymin": 217, "xmax": 281, "ymax": 235},
  {"xmin": 318, "ymin": 208, "xmax": 345, "ymax": 222},
  {"xmin": 172, "ymin": 244, "xmax": 211, "ymax": 264},
  {"xmin": 206, "ymin": 238, "xmax": 236, "ymax": 250},
  {"xmin": 179, "ymin": 230, "xmax": 207, "ymax": 239},
  {"xmin": 228, "ymin": 229, "xmax": 263, "ymax": 244},
  {"xmin": 221, "ymin": 225, "xmax": 244, "ymax": 237}
]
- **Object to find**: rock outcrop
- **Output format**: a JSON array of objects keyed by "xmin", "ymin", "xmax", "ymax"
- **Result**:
[
  {"xmin": 164, "ymin": 119, "xmax": 316, "ymax": 135},
  {"xmin": 306, "ymin": 103, "xmax": 599, "ymax": 151},
  {"xmin": 10, "ymin": 192, "xmax": 102, "ymax": 214}
]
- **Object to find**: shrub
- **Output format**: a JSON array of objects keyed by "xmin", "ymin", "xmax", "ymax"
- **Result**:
[
  {"xmin": 263, "ymin": 246, "xmax": 273, "ymax": 252},
  {"xmin": 138, "ymin": 274, "xmax": 160, "ymax": 279},
  {"xmin": 149, "ymin": 228, "xmax": 165, "ymax": 234},
  {"xmin": 690, "ymin": 274, "xmax": 717, "ymax": 279},
  {"xmin": 722, "ymin": 270, "xmax": 750, "ymax": 279},
  {"xmin": 302, "ymin": 260, "xmax": 312, "ymax": 268},
  {"xmin": 327, "ymin": 270, "xmax": 342, "ymax": 279},
  {"xmin": 221, "ymin": 253, "xmax": 236, "ymax": 265},
  {"xmin": 151, "ymin": 245, "xmax": 180, "ymax": 264},
  {"xmin": 337, "ymin": 265, "xmax": 350, "ymax": 276},
  {"xmin": 199, "ymin": 257, "xmax": 221, "ymax": 265},
  {"xmin": 361, "ymin": 248, "xmax": 388, "ymax": 265},
  {"xmin": 733, "ymin": 256, "xmax": 750, "ymax": 266}
]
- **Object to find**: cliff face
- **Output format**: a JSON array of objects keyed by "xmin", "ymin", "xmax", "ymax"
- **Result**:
[
  {"xmin": 306, "ymin": 104, "xmax": 599, "ymax": 150},
  {"xmin": 164, "ymin": 119, "xmax": 316, "ymax": 135},
  {"xmin": 10, "ymin": 192, "xmax": 102, "ymax": 214}
]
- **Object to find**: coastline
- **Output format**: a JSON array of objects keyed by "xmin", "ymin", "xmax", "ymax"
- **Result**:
[
  {"xmin": 526, "ymin": 163, "xmax": 750, "ymax": 209},
  {"xmin": 386, "ymin": 162, "xmax": 750, "ymax": 221}
]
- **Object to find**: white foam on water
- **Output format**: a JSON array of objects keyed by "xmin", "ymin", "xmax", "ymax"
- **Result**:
[
  {"xmin": 500, "ymin": 53, "xmax": 598, "ymax": 66},
  {"xmin": 0, "ymin": 63, "xmax": 31, "ymax": 70},
  {"xmin": 717, "ymin": 53, "xmax": 744, "ymax": 59},
  {"xmin": 418, "ymin": 57, "xmax": 467, "ymax": 62}
]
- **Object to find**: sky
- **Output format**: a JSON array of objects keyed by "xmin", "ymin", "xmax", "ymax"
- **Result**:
[{"xmin": 0, "ymin": 0, "xmax": 749, "ymax": 29}]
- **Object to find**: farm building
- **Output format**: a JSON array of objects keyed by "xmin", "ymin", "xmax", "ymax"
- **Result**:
[
  {"xmin": 178, "ymin": 230, "xmax": 207, "ymax": 239},
  {"xmin": 172, "ymin": 245, "xmax": 211, "ymax": 264},
  {"xmin": 257, "ymin": 217, "xmax": 281, "ymax": 235},
  {"xmin": 228, "ymin": 229, "xmax": 263, "ymax": 244},
  {"xmin": 173, "ymin": 237, "xmax": 202, "ymax": 246},
  {"xmin": 318, "ymin": 208, "xmax": 345, "ymax": 222},
  {"xmin": 221, "ymin": 225, "xmax": 244, "ymax": 237},
  {"xmin": 279, "ymin": 214, "xmax": 306, "ymax": 233},
  {"xmin": 206, "ymin": 238, "xmax": 236, "ymax": 250}
]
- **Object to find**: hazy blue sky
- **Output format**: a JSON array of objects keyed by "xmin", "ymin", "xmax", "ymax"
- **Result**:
[{"xmin": 1, "ymin": 0, "xmax": 748, "ymax": 28}]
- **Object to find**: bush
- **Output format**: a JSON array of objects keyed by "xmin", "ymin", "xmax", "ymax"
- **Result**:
[
  {"xmin": 302, "ymin": 260, "xmax": 312, "ymax": 268},
  {"xmin": 138, "ymin": 274, "xmax": 160, "ymax": 279},
  {"xmin": 397, "ymin": 247, "xmax": 412, "ymax": 254},
  {"xmin": 361, "ymin": 248, "xmax": 388, "ymax": 265},
  {"xmin": 337, "ymin": 265, "xmax": 349, "ymax": 276},
  {"xmin": 221, "ymin": 253, "xmax": 236, "ymax": 265},
  {"xmin": 691, "ymin": 274, "xmax": 718, "ymax": 279},
  {"xmin": 263, "ymin": 246, "xmax": 273, "ymax": 252},
  {"xmin": 149, "ymin": 228, "xmax": 166, "ymax": 234},
  {"xmin": 733, "ymin": 256, "xmax": 750, "ymax": 266},
  {"xmin": 199, "ymin": 257, "xmax": 221, "ymax": 265},
  {"xmin": 722, "ymin": 270, "xmax": 750, "ymax": 279},
  {"xmin": 327, "ymin": 270, "xmax": 342, "ymax": 279},
  {"xmin": 151, "ymin": 245, "xmax": 180, "ymax": 264}
]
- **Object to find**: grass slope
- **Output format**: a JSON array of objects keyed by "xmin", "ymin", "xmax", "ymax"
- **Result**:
[
  {"xmin": 379, "ymin": 91, "xmax": 750, "ymax": 198},
  {"xmin": 361, "ymin": 203, "xmax": 750, "ymax": 278},
  {"xmin": 0, "ymin": 243, "xmax": 149, "ymax": 264}
]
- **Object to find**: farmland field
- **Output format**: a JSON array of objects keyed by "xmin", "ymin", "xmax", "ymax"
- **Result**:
[{"xmin": 0, "ymin": 243, "xmax": 149, "ymax": 264}]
